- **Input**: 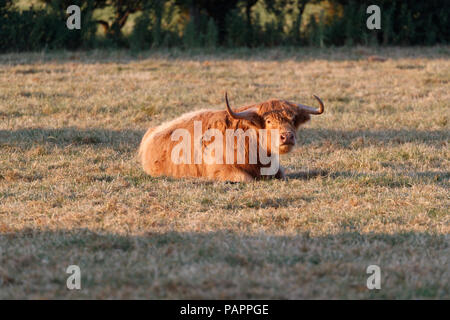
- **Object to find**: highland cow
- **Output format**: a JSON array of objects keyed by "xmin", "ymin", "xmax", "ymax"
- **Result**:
[{"xmin": 139, "ymin": 93, "xmax": 324, "ymax": 182}]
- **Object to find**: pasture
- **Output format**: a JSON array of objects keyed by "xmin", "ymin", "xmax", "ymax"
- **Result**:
[{"xmin": 0, "ymin": 47, "xmax": 448, "ymax": 299}]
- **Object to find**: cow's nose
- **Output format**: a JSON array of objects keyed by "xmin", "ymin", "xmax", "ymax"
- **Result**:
[{"xmin": 280, "ymin": 132, "xmax": 294, "ymax": 144}]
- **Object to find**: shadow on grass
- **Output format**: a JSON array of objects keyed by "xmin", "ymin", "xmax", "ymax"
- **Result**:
[
  {"xmin": 1, "ymin": 127, "xmax": 448, "ymax": 151},
  {"xmin": 3, "ymin": 228, "xmax": 447, "ymax": 255},
  {"xmin": 286, "ymin": 170, "xmax": 449, "ymax": 187},
  {"xmin": 0, "ymin": 127, "xmax": 146, "ymax": 152},
  {"xmin": 0, "ymin": 228, "xmax": 448, "ymax": 298},
  {"xmin": 286, "ymin": 170, "xmax": 329, "ymax": 180},
  {"xmin": 1, "ymin": 47, "xmax": 449, "ymax": 66},
  {"xmin": 1, "ymin": 127, "xmax": 448, "ymax": 187},
  {"xmin": 287, "ymin": 170, "xmax": 449, "ymax": 179},
  {"xmin": 299, "ymin": 128, "xmax": 449, "ymax": 146}
]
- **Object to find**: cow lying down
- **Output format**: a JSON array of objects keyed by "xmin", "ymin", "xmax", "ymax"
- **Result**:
[{"xmin": 139, "ymin": 93, "xmax": 324, "ymax": 182}]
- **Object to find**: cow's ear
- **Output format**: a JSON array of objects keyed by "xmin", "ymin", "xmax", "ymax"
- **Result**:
[
  {"xmin": 240, "ymin": 106, "xmax": 264, "ymax": 128},
  {"xmin": 245, "ymin": 113, "xmax": 264, "ymax": 128},
  {"xmin": 226, "ymin": 107, "xmax": 264, "ymax": 128},
  {"xmin": 294, "ymin": 110, "xmax": 311, "ymax": 128}
]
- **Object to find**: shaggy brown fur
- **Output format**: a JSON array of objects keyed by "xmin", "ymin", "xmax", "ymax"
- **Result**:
[{"xmin": 139, "ymin": 98, "xmax": 321, "ymax": 182}]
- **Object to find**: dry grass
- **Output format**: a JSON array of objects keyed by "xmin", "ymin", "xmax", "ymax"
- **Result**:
[{"xmin": 0, "ymin": 47, "xmax": 449, "ymax": 299}]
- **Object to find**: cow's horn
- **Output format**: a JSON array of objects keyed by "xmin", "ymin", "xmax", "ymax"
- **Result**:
[
  {"xmin": 297, "ymin": 95, "xmax": 324, "ymax": 115},
  {"xmin": 225, "ymin": 92, "xmax": 257, "ymax": 121}
]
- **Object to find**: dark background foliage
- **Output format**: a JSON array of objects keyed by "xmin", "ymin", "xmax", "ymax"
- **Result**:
[{"xmin": 0, "ymin": 0, "xmax": 448, "ymax": 52}]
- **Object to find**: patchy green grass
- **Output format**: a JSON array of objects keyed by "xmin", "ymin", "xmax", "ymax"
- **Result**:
[{"xmin": 0, "ymin": 47, "xmax": 449, "ymax": 299}]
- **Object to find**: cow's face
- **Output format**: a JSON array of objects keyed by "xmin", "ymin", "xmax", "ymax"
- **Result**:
[
  {"xmin": 261, "ymin": 102, "xmax": 313, "ymax": 154},
  {"xmin": 225, "ymin": 93, "xmax": 324, "ymax": 155},
  {"xmin": 263, "ymin": 110, "xmax": 296, "ymax": 154}
]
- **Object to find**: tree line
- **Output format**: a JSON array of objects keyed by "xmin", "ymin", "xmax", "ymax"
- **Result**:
[{"xmin": 0, "ymin": 0, "xmax": 448, "ymax": 52}]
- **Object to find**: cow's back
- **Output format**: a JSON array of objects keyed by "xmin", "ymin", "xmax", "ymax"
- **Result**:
[{"xmin": 139, "ymin": 109, "xmax": 220, "ymax": 178}]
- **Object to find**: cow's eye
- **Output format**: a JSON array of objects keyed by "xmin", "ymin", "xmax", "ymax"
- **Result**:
[{"xmin": 266, "ymin": 120, "xmax": 271, "ymax": 124}]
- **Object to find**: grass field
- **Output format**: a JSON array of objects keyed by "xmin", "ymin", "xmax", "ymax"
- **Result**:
[{"xmin": 0, "ymin": 47, "xmax": 449, "ymax": 299}]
